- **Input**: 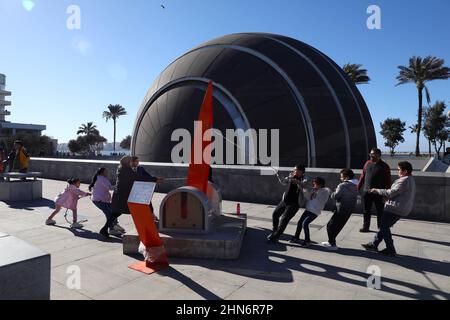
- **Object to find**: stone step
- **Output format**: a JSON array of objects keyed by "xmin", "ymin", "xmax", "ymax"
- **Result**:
[{"xmin": 0, "ymin": 233, "xmax": 51, "ymax": 300}]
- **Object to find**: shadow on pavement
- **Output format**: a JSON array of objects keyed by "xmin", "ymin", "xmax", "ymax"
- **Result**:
[
  {"xmin": 3, "ymin": 198, "xmax": 55, "ymax": 211},
  {"xmin": 159, "ymin": 267, "xmax": 222, "ymax": 300},
  {"xmin": 124, "ymin": 254, "xmax": 222, "ymax": 300},
  {"xmin": 52, "ymin": 225, "xmax": 123, "ymax": 244},
  {"xmin": 168, "ymin": 227, "xmax": 450, "ymax": 300},
  {"xmin": 392, "ymin": 233, "xmax": 450, "ymax": 248}
]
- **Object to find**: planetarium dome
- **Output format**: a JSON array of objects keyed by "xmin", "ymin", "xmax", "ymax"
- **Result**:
[{"xmin": 132, "ymin": 33, "xmax": 376, "ymax": 168}]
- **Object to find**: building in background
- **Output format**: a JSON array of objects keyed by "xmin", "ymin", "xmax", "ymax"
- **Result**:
[{"xmin": 0, "ymin": 73, "xmax": 46, "ymax": 139}]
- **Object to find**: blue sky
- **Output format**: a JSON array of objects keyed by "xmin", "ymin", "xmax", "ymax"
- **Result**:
[{"xmin": 0, "ymin": 0, "xmax": 449, "ymax": 152}]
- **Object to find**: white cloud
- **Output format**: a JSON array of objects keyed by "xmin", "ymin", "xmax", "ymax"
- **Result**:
[
  {"xmin": 71, "ymin": 36, "xmax": 92, "ymax": 56},
  {"xmin": 107, "ymin": 63, "xmax": 128, "ymax": 81}
]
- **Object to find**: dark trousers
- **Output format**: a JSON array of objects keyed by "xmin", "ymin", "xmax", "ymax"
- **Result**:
[
  {"xmin": 271, "ymin": 201, "xmax": 300, "ymax": 239},
  {"xmin": 363, "ymin": 192, "xmax": 384, "ymax": 229},
  {"xmin": 373, "ymin": 210, "xmax": 401, "ymax": 251},
  {"xmin": 294, "ymin": 211, "xmax": 318, "ymax": 242},
  {"xmin": 326, "ymin": 209, "xmax": 352, "ymax": 246},
  {"xmin": 103, "ymin": 202, "xmax": 154, "ymax": 232},
  {"xmin": 93, "ymin": 201, "xmax": 118, "ymax": 229}
]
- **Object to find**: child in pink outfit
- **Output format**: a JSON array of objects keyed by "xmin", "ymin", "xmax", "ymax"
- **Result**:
[{"xmin": 46, "ymin": 178, "xmax": 91, "ymax": 229}]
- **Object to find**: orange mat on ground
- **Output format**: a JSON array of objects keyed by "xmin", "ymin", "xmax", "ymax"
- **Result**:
[{"xmin": 127, "ymin": 202, "xmax": 169, "ymax": 275}]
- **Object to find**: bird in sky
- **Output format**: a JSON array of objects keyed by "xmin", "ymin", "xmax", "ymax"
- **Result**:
[{"xmin": 161, "ymin": 5, "xmax": 165, "ymax": 9}]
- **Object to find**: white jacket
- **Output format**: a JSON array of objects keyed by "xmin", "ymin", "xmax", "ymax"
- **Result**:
[
  {"xmin": 373, "ymin": 175, "xmax": 416, "ymax": 217},
  {"xmin": 304, "ymin": 187, "xmax": 331, "ymax": 216}
]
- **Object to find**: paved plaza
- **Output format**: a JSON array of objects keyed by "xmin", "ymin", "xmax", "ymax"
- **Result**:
[{"xmin": 0, "ymin": 179, "xmax": 449, "ymax": 300}]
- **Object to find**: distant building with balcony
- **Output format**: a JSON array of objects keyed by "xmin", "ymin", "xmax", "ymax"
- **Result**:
[{"xmin": 0, "ymin": 73, "xmax": 46, "ymax": 138}]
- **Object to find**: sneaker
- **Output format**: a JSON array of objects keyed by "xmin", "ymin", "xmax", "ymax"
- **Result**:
[
  {"xmin": 299, "ymin": 240, "xmax": 311, "ymax": 248},
  {"xmin": 99, "ymin": 228, "xmax": 110, "ymax": 239},
  {"xmin": 70, "ymin": 222, "xmax": 84, "ymax": 229},
  {"xmin": 379, "ymin": 248, "xmax": 397, "ymax": 257},
  {"xmin": 113, "ymin": 224, "xmax": 126, "ymax": 234},
  {"xmin": 45, "ymin": 219, "xmax": 56, "ymax": 226},
  {"xmin": 289, "ymin": 237, "xmax": 300, "ymax": 243},
  {"xmin": 266, "ymin": 235, "xmax": 279, "ymax": 244},
  {"xmin": 108, "ymin": 228, "xmax": 123, "ymax": 236},
  {"xmin": 361, "ymin": 243, "xmax": 378, "ymax": 252},
  {"xmin": 321, "ymin": 242, "xmax": 339, "ymax": 251},
  {"xmin": 359, "ymin": 227, "xmax": 370, "ymax": 233}
]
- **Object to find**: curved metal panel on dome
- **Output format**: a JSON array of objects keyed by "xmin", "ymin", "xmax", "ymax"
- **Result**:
[{"xmin": 132, "ymin": 33, "xmax": 376, "ymax": 169}]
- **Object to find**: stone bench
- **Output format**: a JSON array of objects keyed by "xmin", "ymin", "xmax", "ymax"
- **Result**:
[
  {"xmin": 0, "ymin": 172, "xmax": 43, "ymax": 182},
  {"xmin": 0, "ymin": 232, "xmax": 51, "ymax": 300},
  {"xmin": 0, "ymin": 172, "xmax": 43, "ymax": 201}
]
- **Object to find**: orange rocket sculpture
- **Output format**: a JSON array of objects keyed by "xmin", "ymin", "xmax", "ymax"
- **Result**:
[
  {"xmin": 127, "ymin": 81, "xmax": 214, "ymax": 274},
  {"xmin": 187, "ymin": 81, "xmax": 214, "ymax": 194}
]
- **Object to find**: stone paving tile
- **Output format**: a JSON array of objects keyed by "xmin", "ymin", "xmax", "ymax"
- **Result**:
[
  {"xmin": 51, "ymin": 260, "xmax": 131, "ymax": 298},
  {"xmin": 51, "ymin": 280, "xmax": 92, "ymax": 300},
  {"xmin": 225, "ymin": 282, "xmax": 294, "ymax": 300},
  {"xmin": 95, "ymin": 276, "xmax": 183, "ymax": 300},
  {"xmin": 80, "ymin": 250, "xmax": 149, "ymax": 281},
  {"xmin": 51, "ymin": 242, "xmax": 118, "ymax": 268}
]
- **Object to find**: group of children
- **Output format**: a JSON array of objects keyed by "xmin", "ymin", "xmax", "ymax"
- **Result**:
[
  {"xmin": 45, "ymin": 168, "xmax": 125, "ymax": 237},
  {"xmin": 268, "ymin": 164, "xmax": 359, "ymax": 250}
]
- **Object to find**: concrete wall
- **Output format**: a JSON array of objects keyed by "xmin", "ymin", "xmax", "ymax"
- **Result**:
[{"xmin": 30, "ymin": 158, "xmax": 450, "ymax": 223}]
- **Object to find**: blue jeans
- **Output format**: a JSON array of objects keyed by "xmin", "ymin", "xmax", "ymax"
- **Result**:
[
  {"xmin": 294, "ymin": 210, "xmax": 318, "ymax": 242},
  {"xmin": 93, "ymin": 201, "xmax": 117, "ymax": 228},
  {"xmin": 373, "ymin": 210, "xmax": 401, "ymax": 251}
]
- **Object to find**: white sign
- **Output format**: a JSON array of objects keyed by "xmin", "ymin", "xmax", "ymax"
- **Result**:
[{"xmin": 128, "ymin": 182, "xmax": 156, "ymax": 205}]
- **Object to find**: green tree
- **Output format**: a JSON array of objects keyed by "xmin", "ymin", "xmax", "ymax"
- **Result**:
[
  {"xmin": 342, "ymin": 63, "xmax": 370, "ymax": 85},
  {"xmin": 422, "ymin": 101, "xmax": 449, "ymax": 159},
  {"xmin": 77, "ymin": 122, "xmax": 98, "ymax": 136},
  {"xmin": 103, "ymin": 104, "xmax": 127, "ymax": 151},
  {"xmin": 120, "ymin": 135, "xmax": 131, "ymax": 150},
  {"xmin": 380, "ymin": 118, "xmax": 406, "ymax": 156},
  {"xmin": 396, "ymin": 56, "xmax": 450, "ymax": 156},
  {"xmin": 68, "ymin": 139, "xmax": 83, "ymax": 155},
  {"xmin": 410, "ymin": 120, "xmax": 433, "ymax": 156},
  {"xmin": 68, "ymin": 135, "xmax": 107, "ymax": 156},
  {"xmin": 74, "ymin": 122, "xmax": 107, "ymax": 156}
]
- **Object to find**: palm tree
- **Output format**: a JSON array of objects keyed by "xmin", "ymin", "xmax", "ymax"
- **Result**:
[
  {"xmin": 77, "ymin": 122, "xmax": 98, "ymax": 136},
  {"xmin": 342, "ymin": 63, "xmax": 371, "ymax": 85},
  {"xmin": 396, "ymin": 56, "xmax": 450, "ymax": 156},
  {"xmin": 103, "ymin": 104, "xmax": 127, "ymax": 151}
]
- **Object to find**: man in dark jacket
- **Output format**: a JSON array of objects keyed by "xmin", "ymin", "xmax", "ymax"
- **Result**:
[
  {"xmin": 131, "ymin": 156, "xmax": 159, "ymax": 183},
  {"xmin": 358, "ymin": 148, "xmax": 391, "ymax": 232},
  {"xmin": 267, "ymin": 164, "xmax": 308, "ymax": 244}
]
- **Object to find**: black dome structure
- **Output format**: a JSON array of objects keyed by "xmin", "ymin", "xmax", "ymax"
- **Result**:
[{"xmin": 132, "ymin": 33, "xmax": 376, "ymax": 168}]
